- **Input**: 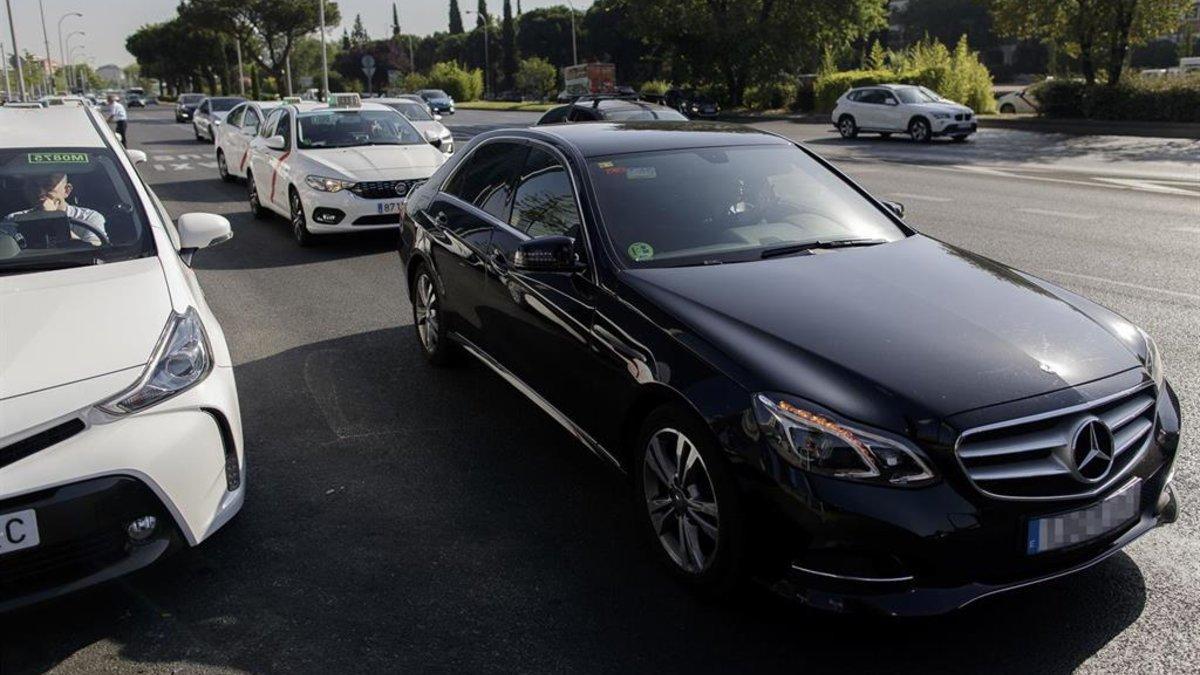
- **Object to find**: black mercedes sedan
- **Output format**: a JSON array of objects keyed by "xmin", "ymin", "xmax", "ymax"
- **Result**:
[{"xmin": 396, "ymin": 122, "xmax": 1181, "ymax": 616}]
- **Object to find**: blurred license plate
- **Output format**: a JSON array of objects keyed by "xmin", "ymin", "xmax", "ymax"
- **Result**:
[
  {"xmin": 0, "ymin": 509, "xmax": 40, "ymax": 556},
  {"xmin": 377, "ymin": 201, "xmax": 404, "ymax": 215},
  {"xmin": 1026, "ymin": 479, "xmax": 1140, "ymax": 555}
]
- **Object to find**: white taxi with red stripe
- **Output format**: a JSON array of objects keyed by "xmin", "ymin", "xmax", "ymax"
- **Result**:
[
  {"xmin": 243, "ymin": 94, "xmax": 448, "ymax": 246},
  {"xmin": 213, "ymin": 100, "xmax": 283, "ymax": 181}
]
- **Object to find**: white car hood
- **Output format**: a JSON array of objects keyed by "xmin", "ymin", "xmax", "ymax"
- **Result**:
[
  {"xmin": 911, "ymin": 101, "xmax": 973, "ymax": 115},
  {"xmin": 408, "ymin": 120, "xmax": 452, "ymax": 141},
  {"xmin": 213, "ymin": 111, "xmax": 230, "ymax": 122},
  {"xmin": 305, "ymin": 144, "xmax": 446, "ymax": 181},
  {"xmin": 0, "ymin": 257, "xmax": 170, "ymax": 401}
]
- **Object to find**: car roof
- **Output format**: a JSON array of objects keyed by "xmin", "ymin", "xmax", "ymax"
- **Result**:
[
  {"xmin": 523, "ymin": 121, "xmax": 790, "ymax": 158},
  {"xmin": 288, "ymin": 101, "xmax": 394, "ymax": 114},
  {"xmin": 0, "ymin": 105, "xmax": 106, "ymax": 148}
]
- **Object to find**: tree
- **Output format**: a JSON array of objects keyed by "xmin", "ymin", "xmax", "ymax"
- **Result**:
[
  {"xmin": 867, "ymin": 39, "xmax": 887, "ymax": 70},
  {"xmin": 518, "ymin": 6, "xmax": 580, "ymax": 69},
  {"xmin": 342, "ymin": 30, "xmax": 351, "ymax": 50},
  {"xmin": 393, "ymin": 4, "xmax": 402, "ymax": 36},
  {"xmin": 502, "ymin": 0, "xmax": 518, "ymax": 90},
  {"xmin": 516, "ymin": 56, "xmax": 556, "ymax": 98},
  {"xmin": 988, "ymin": 0, "xmax": 1191, "ymax": 85},
  {"xmin": 351, "ymin": 14, "xmax": 370, "ymax": 46},
  {"xmin": 449, "ymin": 0, "xmax": 465, "ymax": 34},
  {"xmin": 477, "ymin": 0, "xmax": 490, "ymax": 28}
]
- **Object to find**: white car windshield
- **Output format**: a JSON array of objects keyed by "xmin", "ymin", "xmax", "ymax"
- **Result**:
[
  {"xmin": 0, "ymin": 147, "xmax": 154, "ymax": 274},
  {"xmin": 385, "ymin": 101, "xmax": 434, "ymax": 121},
  {"xmin": 893, "ymin": 86, "xmax": 941, "ymax": 104},
  {"xmin": 296, "ymin": 109, "xmax": 425, "ymax": 149}
]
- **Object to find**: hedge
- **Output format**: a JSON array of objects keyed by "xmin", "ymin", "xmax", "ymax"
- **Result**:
[
  {"xmin": 815, "ymin": 66, "xmax": 997, "ymax": 113},
  {"xmin": 1030, "ymin": 75, "xmax": 1200, "ymax": 123}
]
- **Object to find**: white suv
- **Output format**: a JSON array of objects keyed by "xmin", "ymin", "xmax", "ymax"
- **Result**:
[
  {"xmin": 0, "ymin": 104, "xmax": 244, "ymax": 611},
  {"xmin": 831, "ymin": 84, "xmax": 977, "ymax": 142}
]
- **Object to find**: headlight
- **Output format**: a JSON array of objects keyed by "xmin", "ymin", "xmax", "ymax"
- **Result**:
[
  {"xmin": 98, "ymin": 308, "xmax": 212, "ymax": 414},
  {"xmin": 932, "ymin": 112, "xmax": 952, "ymax": 119},
  {"xmin": 1138, "ymin": 327, "xmax": 1166, "ymax": 388},
  {"xmin": 306, "ymin": 175, "xmax": 356, "ymax": 193},
  {"xmin": 753, "ymin": 394, "xmax": 935, "ymax": 485}
]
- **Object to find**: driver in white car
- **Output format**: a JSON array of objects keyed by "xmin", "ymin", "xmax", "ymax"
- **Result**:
[{"xmin": 2, "ymin": 172, "xmax": 107, "ymax": 245}]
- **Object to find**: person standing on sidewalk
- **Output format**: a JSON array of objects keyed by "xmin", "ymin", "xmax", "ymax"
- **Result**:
[{"xmin": 104, "ymin": 94, "xmax": 128, "ymax": 145}]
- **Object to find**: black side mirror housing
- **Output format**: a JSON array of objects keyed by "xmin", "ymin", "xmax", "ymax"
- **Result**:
[
  {"xmin": 882, "ymin": 200, "xmax": 905, "ymax": 219},
  {"xmin": 513, "ymin": 235, "xmax": 581, "ymax": 272}
]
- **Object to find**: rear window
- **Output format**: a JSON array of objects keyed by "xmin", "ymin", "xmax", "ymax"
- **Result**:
[
  {"xmin": 209, "ymin": 97, "xmax": 244, "ymax": 112},
  {"xmin": 0, "ymin": 148, "xmax": 156, "ymax": 275},
  {"xmin": 180, "ymin": 94, "xmax": 204, "ymax": 104}
]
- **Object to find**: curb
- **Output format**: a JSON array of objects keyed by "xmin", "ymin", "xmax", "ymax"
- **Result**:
[{"xmin": 975, "ymin": 116, "xmax": 1200, "ymax": 140}]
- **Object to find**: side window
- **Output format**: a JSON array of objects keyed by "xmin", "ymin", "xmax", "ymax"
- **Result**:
[
  {"xmin": 538, "ymin": 106, "xmax": 569, "ymax": 125},
  {"xmin": 244, "ymin": 108, "xmax": 261, "ymax": 134},
  {"xmin": 847, "ymin": 90, "xmax": 862, "ymax": 102},
  {"xmin": 509, "ymin": 146, "xmax": 582, "ymax": 240},
  {"xmin": 226, "ymin": 105, "xmax": 244, "ymax": 129},
  {"xmin": 276, "ymin": 111, "xmax": 293, "ymax": 147},
  {"xmin": 880, "ymin": 92, "xmax": 898, "ymax": 106},
  {"xmin": 260, "ymin": 109, "xmax": 283, "ymax": 138},
  {"xmin": 443, "ymin": 141, "xmax": 529, "ymax": 221},
  {"xmin": 566, "ymin": 106, "xmax": 593, "ymax": 122},
  {"xmin": 199, "ymin": 100, "xmax": 210, "ymax": 114}
]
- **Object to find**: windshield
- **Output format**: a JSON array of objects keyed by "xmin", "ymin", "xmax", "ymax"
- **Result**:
[
  {"xmin": 180, "ymin": 94, "xmax": 204, "ymax": 104},
  {"xmin": 296, "ymin": 109, "xmax": 424, "ymax": 149},
  {"xmin": 894, "ymin": 86, "xmax": 940, "ymax": 104},
  {"xmin": 209, "ymin": 97, "xmax": 244, "ymax": 112},
  {"xmin": 587, "ymin": 144, "xmax": 906, "ymax": 267},
  {"xmin": 0, "ymin": 148, "xmax": 155, "ymax": 274},
  {"xmin": 605, "ymin": 107, "xmax": 689, "ymax": 121},
  {"xmin": 385, "ymin": 101, "xmax": 434, "ymax": 121},
  {"xmin": 420, "ymin": 90, "xmax": 449, "ymax": 100}
]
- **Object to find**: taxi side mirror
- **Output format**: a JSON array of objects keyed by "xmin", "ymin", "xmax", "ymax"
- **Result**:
[
  {"xmin": 265, "ymin": 135, "xmax": 287, "ymax": 151},
  {"xmin": 177, "ymin": 212, "xmax": 233, "ymax": 265},
  {"xmin": 126, "ymin": 149, "xmax": 148, "ymax": 165}
]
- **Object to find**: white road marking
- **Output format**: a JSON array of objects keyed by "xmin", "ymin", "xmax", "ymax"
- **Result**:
[
  {"xmin": 1045, "ymin": 269, "xmax": 1200, "ymax": 302},
  {"xmin": 891, "ymin": 192, "xmax": 952, "ymax": 202},
  {"xmin": 171, "ymin": 163, "xmax": 192, "ymax": 170},
  {"xmin": 933, "ymin": 163, "xmax": 1200, "ymax": 197},
  {"xmin": 1170, "ymin": 226, "xmax": 1200, "ymax": 234},
  {"xmin": 199, "ymin": 161, "xmax": 218, "ymax": 169},
  {"xmin": 1093, "ymin": 177, "xmax": 1198, "ymax": 196},
  {"xmin": 1017, "ymin": 208, "xmax": 1097, "ymax": 220},
  {"xmin": 153, "ymin": 164, "xmax": 165, "ymax": 172}
]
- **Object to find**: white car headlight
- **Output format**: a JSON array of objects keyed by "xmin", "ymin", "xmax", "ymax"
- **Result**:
[
  {"xmin": 306, "ymin": 175, "xmax": 356, "ymax": 193},
  {"xmin": 932, "ymin": 112, "xmax": 952, "ymax": 119},
  {"xmin": 752, "ymin": 394, "xmax": 935, "ymax": 485},
  {"xmin": 1138, "ymin": 327, "xmax": 1166, "ymax": 389},
  {"xmin": 98, "ymin": 308, "xmax": 212, "ymax": 414}
]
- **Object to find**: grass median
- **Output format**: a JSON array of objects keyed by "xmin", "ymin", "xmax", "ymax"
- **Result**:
[{"xmin": 455, "ymin": 101, "xmax": 560, "ymax": 112}]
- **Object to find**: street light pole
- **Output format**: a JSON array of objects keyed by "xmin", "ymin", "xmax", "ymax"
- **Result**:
[
  {"xmin": 70, "ymin": 45, "xmax": 85, "ymax": 93},
  {"xmin": 465, "ymin": 10, "xmax": 489, "ymax": 98},
  {"xmin": 4, "ymin": 0, "xmax": 27, "ymax": 101},
  {"xmin": 318, "ymin": 0, "xmax": 329, "ymax": 99},
  {"xmin": 565, "ymin": 0, "xmax": 578, "ymax": 66},
  {"xmin": 57, "ymin": 11, "xmax": 82, "ymax": 93},
  {"xmin": 1, "ymin": 38, "xmax": 11, "ymax": 101},
  {"xmin": 38, "ymin": 0, "xmax": 54, "ymax": 93},
  {"xmin": 236, "ymin": 39, "xmax": 245, "ymax": 96},
  {"xmin": 65, "ymin": 30, "xmax": 83, "ymax": 94}
]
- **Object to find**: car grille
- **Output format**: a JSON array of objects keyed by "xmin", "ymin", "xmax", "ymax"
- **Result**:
[
  {"xmin": 955, "ymin": 112, "xmax": 973, "ymax": 121},
  {"xmin": 353, "ymin": 214, "xmax": 400, "ymax": 226},
  {"xmin": 349, "ymin": 180, "xmax": 423, "ymax": 200},
  {"xmin": 955, "ymin": 384, "xmax": 1157, "ymax": 500}
]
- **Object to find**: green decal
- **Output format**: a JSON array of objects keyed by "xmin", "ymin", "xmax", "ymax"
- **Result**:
[
  {"xmin": 628, "ymin": 242, "xmax": 655, "ymax": 261},
  {"xmin": 28, "ymin": 152, "xmax": 89, "ymax": 164}
]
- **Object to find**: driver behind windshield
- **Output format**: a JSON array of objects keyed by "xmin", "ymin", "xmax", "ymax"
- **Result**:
[{"xmin": 2, "ymin": 172, "xmax": 107, "ymax": 246}]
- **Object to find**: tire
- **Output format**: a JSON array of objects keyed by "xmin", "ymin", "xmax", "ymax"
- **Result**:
[
  {"xmin": 247, "ymin": 171, "xmax": 268, "ymax": 220},
  {"xmin": 289, "ymin": 189, "xmax": 315, "ymax": 247},
  {"xmin": 194, "ymin": 125, "xmax": 203, "ymax": 142},
  {"xmin": 217, "ymin": 150, "xmax": 234, "ymax": 182},
  {"xmin": 908, "ymin": 117, "xmax": 932, "ymax": 143},
  {"xmin": 837, "ymin": 115, "xmax": 858, "ymax": 139},
  {"xmin": 1000, "ymin": 103, "xmax": 1016, "ymax": 114},
  {"xmin": 952, "ymin": 134, "xmax": 970, "ymax": 143},
  {"xmin": 634, "ymin": 404, "xmax": 745, "ymax": 594},
  {"xmin": 411, "ymin": 264, "xmax": 459, "ymax": 366}
]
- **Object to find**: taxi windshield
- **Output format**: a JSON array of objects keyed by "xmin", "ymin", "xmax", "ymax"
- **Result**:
[
  {"xmin": 0, "ymin": 148, "xmax": 155, "ymax": 275},
  {"xmin": 296, "ymin": 109, "xmax": 425, "ymax": 149}
]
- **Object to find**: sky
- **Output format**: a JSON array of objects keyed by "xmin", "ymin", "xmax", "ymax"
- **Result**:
[{"xmin": 2, "ymin": 0, "xmax": 594, "ymax": 68}]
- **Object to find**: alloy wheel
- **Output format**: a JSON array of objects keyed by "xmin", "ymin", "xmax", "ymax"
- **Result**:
[
  {"xmin": 642, "ymin": 428, "xmax": 720, "ymax": 574},
  {"xmin": 217, "ymin": 151, "xmax": 230, "ymax": 181},
  {"xmin": 414, "ymin": 273, "xmax": 439, "ymax": 354},
  {"xmin": 910, "ymin": 119, "xmax": 930, "ymax": 143},
  {"xmin": 291, "ymin": 192, "xmax": 311, "ymax": 245}
]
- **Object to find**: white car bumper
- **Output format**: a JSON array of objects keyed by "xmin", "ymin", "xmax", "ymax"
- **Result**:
[
  {"xmin": 0, "ymin": 365, "xmax": 244, "ymax": 610},
  {"xmin": 298, "ymin": 179, "xmax": 429, "ymax": 233},
  {"xmin": 930, "ymin": 115, "xmax": 977, "ymax": 136}
]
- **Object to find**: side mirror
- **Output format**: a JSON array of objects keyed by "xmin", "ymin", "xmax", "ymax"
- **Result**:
[
  {"xmin": 126, "ymin": 149, "xmax": 148, "ymax": 165},
  {"xmin": 512, "ymin": 235, "xmax": 582, "ymax": 273},
  {"xmin": 177, "ymin": 212, "xmax": 232, "ymax": 264},
  {"xmin": 265, "ymin": 135, "xmax": 287, "ymax": 150},
  {"xmin": 882, "ymin": 201, "xmax": 905, "ymax": 219}
]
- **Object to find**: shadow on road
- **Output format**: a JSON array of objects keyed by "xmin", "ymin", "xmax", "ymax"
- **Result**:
[{"xmin": 0, "ymin": 325, "xmax": 1148, "ymax": 674}]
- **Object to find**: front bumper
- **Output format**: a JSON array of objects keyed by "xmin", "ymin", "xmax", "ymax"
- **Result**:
[
  {"xmin": 932, "ymin": 118, "xmax": 977, "ymax": 136},
  {"xmin": 299, "ymin": 182, "xmax": 427, "ymax": 233},
  {"xmin": 741, "ymin": 379, "xmax": 1181, "ymax": 616}
]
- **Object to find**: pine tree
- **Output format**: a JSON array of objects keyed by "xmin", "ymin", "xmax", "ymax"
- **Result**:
[
  {"xmin": 351, "ymin": 14, "xmax": 370, "ymax": 46},
  {"xmin": 392, "ymin": 4, "xmax": 401, "ymax": 37},
  {"xmin": 501, "ymin": 0, "xmax": 517, "ymax": 91},
  {"xmin": 476, "ymin": 0, "xmax": 488, "ymax": 29},
  {"xmin": 449, "ymin": 0, "xmax": 465, "ymax": 34},
  {"xmin": 867, "ymin": 39, "xmax": 887, "ymax": 71},
  {"xmin": 341, "ymin": 29, "xmax": 351, "ymax": 50}
]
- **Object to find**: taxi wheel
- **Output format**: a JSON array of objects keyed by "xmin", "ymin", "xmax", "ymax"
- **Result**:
[
  {"xmin": 217, "ymin": 150, "xmax": 234, "ymax": 183},
  {"xmin": 290, "ymin": 189, "xmax": 315, "ymax": 247},
  {"xmin": 247, "ymin": 171, "xmax": 268, "ymax": 220}
]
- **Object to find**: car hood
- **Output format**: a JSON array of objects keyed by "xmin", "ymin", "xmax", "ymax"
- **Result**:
[
  {"xmin": 910, "ymin": 101, "xmax": 973, "ymax": 115},
  {"xmin": 304, "ymin": 144, "xmax": 446, "ymax": 180},
  {"xmin": 427, "ymin": 98, "xmax": 454, "ymax": 106},
  {"xmin": 0, "ymin": 256, "xmax": 170, "ymax": 401},
  {"xmin": 621, "ymin": 236, "xmax": 1143, "ymax": 430},
  {"xmin": 212, "ymin": 111, "xmax": 230, "ymax": 121},
  {"xmin": 408, "ymin": 120, "xmax": 451, "ymax": 140}
]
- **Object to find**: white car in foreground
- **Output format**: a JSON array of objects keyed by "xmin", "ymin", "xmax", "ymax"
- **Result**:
[
  {"xmin": 214, "ymin": 100, "xmax": 283, "ymax": 181},
  {"xmin": 0, "ymin": 104, "xmax": 244, "ymax": 612},
  {"xmin": 245, "ymin": 94, "xmax": 448, "ymax": 246},
  {"xmin": 376, "ymin": 97, "xmax": 455, "ymax": 154},
  {"xmin": 831, "ymin": 84, "xmax": 977, "ymax": 142}
]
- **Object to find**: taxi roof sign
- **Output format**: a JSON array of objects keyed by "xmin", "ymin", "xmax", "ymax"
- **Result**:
[
  {"xmin": 282, "ymin": 96, "xmax": 303, "ymax": 104},
  {"xmin": 330, "ymin": 93, "xmax": 362, "ymax": 109}
]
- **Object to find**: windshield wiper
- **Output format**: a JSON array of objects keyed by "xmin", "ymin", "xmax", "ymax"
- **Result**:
[{"xmin": 760, "ymin": 238, "xmax": 890, "ymax": 259}]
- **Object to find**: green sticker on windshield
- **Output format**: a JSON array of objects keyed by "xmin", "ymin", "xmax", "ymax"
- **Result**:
[
  {"xmin": 28, "ymin": 152, "xmax": 89, "ymax": 164},
  {"xmin": 628, "ymin": 242, "xmax": 655, "ymax": 261}
]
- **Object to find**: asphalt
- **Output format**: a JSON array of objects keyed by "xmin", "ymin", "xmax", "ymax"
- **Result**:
[{"xmin": 1, "ymin": 108, "xmax": 1198, "ymax": 674}]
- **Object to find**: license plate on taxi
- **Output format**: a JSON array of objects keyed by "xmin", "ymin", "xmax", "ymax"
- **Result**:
[
  {"xmin": 1025, "ymin": 479, "xmax": 1140, "ymax": 555},
  {"xmin": 0, "ymin": 508, "xmax": 40, "ymax": 556},
  {"xmin": 377, "ymin": 201, "xmax": 404, "ymax": 215}
]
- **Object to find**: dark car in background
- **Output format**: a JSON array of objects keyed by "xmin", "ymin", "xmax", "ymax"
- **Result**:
[
  {"xmin": 417, "ymin": 89, "xmax": 455, "ymax": 115},
  {"xmin": 664, "ymin": 88, "xmax": 719, "ymax": 118},
  {"xmin": 176, "ymin": 93, "xmax": 204, "ymax": 122},
  {"xmin": 536, "ymin": 96, "xmax": 689, "ymax": 125},
  {"xmin": 396, "ymin": 122, "xmax": 1180, "ymax": 616}
]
